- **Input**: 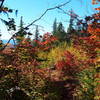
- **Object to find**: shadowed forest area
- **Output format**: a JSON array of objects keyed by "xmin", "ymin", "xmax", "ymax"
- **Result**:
[{"xmin": 0, "ymin": 0, "xmax": 100, "ymax": 100}]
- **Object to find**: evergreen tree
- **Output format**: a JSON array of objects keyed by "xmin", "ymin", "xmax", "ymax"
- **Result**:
[
  {"xmin": 66, "ymin": 9, "xmax": 77, "ymax": 44},
  {"xmin": 34, "ymin": 25, "xmax": 39, "ymax": 41},
  {"xmin": 52, "ymin": 18, "xmax": 57, "ymax": 35},
  {"xmin": 67, "ymin": 9, "xmax": 75, "ymax": 34},
  {"xmin": 33, "ymin": 25, "xmax": 40, "ymax": 47},
  {"xmin": 56, "ymin": 22, "xmax": 66, "ymax": 41},
  {"xmin": 16, "ymin": 16, "xmax": 26, "ymax": 44}
]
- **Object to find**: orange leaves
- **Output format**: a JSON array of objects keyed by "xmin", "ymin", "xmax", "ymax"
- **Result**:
[
  {"xmin": 55, "ymin": 60, "xmax": 66, "ymax": 70},
  {"xmin": 42, "ymin": 40, "xmax": 50, "ymax": 45},
  {"xmin": 34, "ymin": 33, "xmax": 57, "ymax": 46},
  {"xmin": 76, "ymin": 13, "xmax": 100, "ymax": 58},
  {"xmin": 87, "ymin": 23, "xmax": 100, "ymax": 36},
  {"xmin": 83, "ymin": 13, "xmax": 100, "ymax": 36},
  {"xmin": 55, "ymin": 50, "xmax": 80, "ymax": 75},
  {"xmin": 90, "ymin": 35, "xmax": 97, "ymax": 39},
  {"xmin": 93, "ymin": 13, "xmax": 100, "ymax": 20},
  {"xmin": 95, "ymin": 7, "xmax": 100, "ymax": 10},
  {"xmin": 42, "ymin": 33, "xmax": 58, "ymax": 46},
  {"xmin": 34, "ymin": 33, "xmax": 58, "ymax": 51},
  {"xmin": 92, "ymin": 0, "xmax": 98, "ymax": 4}
]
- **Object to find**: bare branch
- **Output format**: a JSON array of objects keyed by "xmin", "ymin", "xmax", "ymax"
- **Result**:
[
  {"xmin": 0, "ymin": 0, "xmax": 5, "ymax": 9},
  {"xmin": 0, "ymin": 36, "xmax": 13, "ymax": 51},
  {"xmin": 0, "ymin": 0, "xmax": 71, "ymax": 51},
  {"xmin": 57, "ymin": 7, "xmax": 80, "ymax": 21},
  {"xmin": 24, "ymin": 0, "xmax": 71, "ymax": 29}
]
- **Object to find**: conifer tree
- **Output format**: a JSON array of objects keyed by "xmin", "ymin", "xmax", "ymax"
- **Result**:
[
  {"xmin": 34, "ymin": 25, "xmax": 39, "ymax": 41},
  {"xmin": 52, "ymin": 18, "xmax": 57, "ymax": 35},
  {"xmin": 33, "ymin": 25, "xmax": 40, "ymax": 47},
  {"xmin": 67, "ymin": 9, "xmax": 76, "ymax": 34},
  {"xmin": 56, "ymin": 22, "xmax": 66, "ymax": 41},
  {"xmin": 16, "ymin": 16, "xmax": 26, "ymax": 44}
]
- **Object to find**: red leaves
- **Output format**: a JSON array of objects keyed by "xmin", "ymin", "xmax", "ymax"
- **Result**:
[
  {"xmin": 55, "ymin": 60, "xmax": 66, "ymax": 70},
  {"xmin": 78, "ymin": 11, "xmax": 100, "ymax": 59},
  {"xmin": 64, "ymin": 51, "xmax": 79, "ymax": 67},
  {"xmin": 34, "ymin": 33, "xmax": 58, "ymax": 51},
  {"xmin": 42, "ymin": 34, "xmax": 58, "ymax": 46},
  {"xmin": 34, "ymin": 40, "xmax": 41, "ymax": 45},
  {"xmin": 55, "ymin": 51, "xmax": 81, "ymax": 76},
  {"xmin": 93, "ymin": 13, "xmax": 100, "ymax": 20},
  {"xmin": 88, "ymin": 24, "xmax": 100, "ymax": 36},
  {"xmin": 32, "ymin": 59, "xmax": 40, "ymax": 66}
]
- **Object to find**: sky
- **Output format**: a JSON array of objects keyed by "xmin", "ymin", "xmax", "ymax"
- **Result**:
[{"xmin": 0, "ymin": 0, "xmax": 99, "ymax": 40}]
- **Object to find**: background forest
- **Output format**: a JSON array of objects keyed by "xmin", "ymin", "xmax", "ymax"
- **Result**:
[{"xmin": 0, "ymin": 0, "xmax": 100, "ymax": 100}]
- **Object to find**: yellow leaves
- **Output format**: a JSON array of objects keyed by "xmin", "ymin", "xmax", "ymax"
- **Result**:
[
  {"xmin": 94, "ymin": 96, "xmax": 100, "ymax": 100},
  {"xmin": 37, "ymin": 42, "xmax": 88, "ymax": 69},
  {"xmin": 92, "ymin": 0, "xmax": 98, "ymax": 4},
  {"xmin": 37, "ymin": 51, "xmax": 48, "ymax": 60},
  {"xmin": 16, "ymin": 36, "xmax": 24, "ymax": 41},
  {"xmin": 95, "ymin": 57, "xmax": 100, "ymax": 64},
  {"xmin": 49, "ymin": 47, "xmax": 64, "ymax": 61},
  {"xmin": 67, "ymin": 46, "xmax": 88, "ymax": 61},
  {"xmin": 48, "ymin": 42, "xmax": 68, "ymax": 62},
  {"xmin": 37, "ymin": 42, "xmax": 68, "ymax": 68}
]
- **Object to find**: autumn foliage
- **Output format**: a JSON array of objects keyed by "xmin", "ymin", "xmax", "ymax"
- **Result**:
[{"xmin": 0, "ymin": 0, "xmax": 100, "ymax": 99}]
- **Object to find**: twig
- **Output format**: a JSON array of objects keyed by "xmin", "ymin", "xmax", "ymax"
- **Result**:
[
  {"xmin": 57, "ymin": 7, "xmax": 80, "ymax": 21},
  {"xmin": 24, "ymin": 0, "xmax": 71, "ymax": 29},
  {"xmin": 0, "ymin": 0, "xmax": 5, "ymax": 9},
  {"xmin": 0, "ymin": 0, "xmax": 71, "ymax": 51},
  {"xmin": 0, "ymin": 36, "xmax": 14, "ymax": 51}
]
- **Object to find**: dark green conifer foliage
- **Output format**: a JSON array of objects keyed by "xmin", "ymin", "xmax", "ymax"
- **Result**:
[
  {"xmin": 52, "ymin": 18, "xmax": 57, "ymax": 35},
  {"xmin": 16, "ymin": 16, "xmax": 26, "ymax": 44},
  {"xmin": 33, "ymin": 25, "xmax": 40, "ymax": 47},
  {"xmin": 35, "ymin": 25, "xmax": 39, "ymax": 41},
  {"xmin": 67, "ymin": 9, "xmax": 75, "ymax": 34},
  {"xmin": 56, "ymin": 22, "xmax": 66, "ymax": 41}
]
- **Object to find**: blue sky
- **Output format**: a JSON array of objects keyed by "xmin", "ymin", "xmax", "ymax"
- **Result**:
[{"xmin": 0, "ymin": 0, "xmax": 99, "ymax": 39}]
